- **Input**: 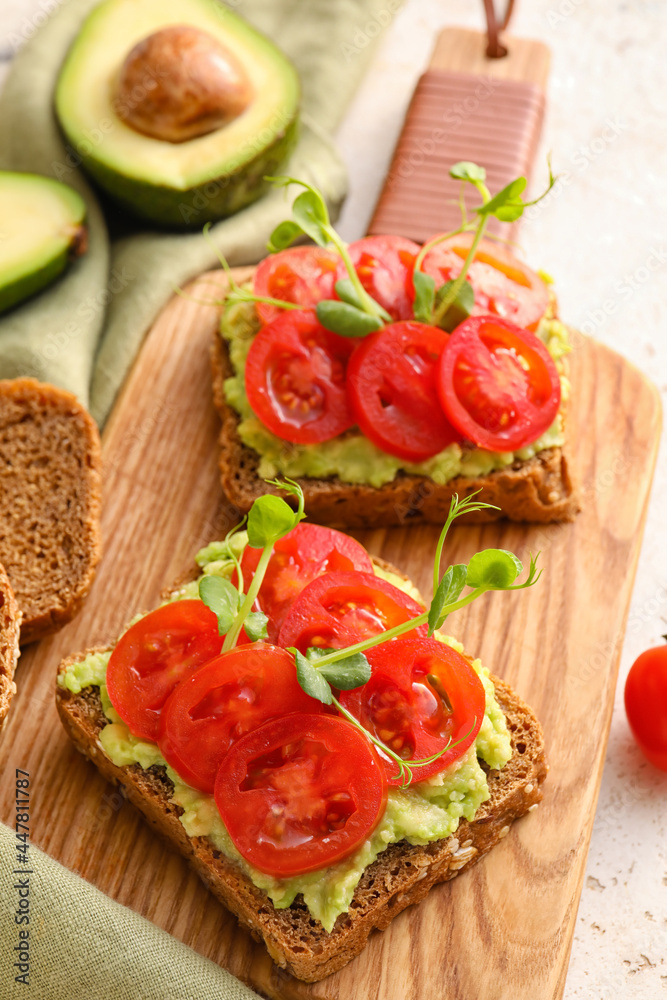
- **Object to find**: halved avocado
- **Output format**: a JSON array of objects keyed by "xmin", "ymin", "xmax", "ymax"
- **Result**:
[
  {"xmin": 0, "ymin": 172, "xmax": 87, "ymax": 315},
  {"xmin": 54, "ymin": 0, "xmax": 300, "ymax": 229}
]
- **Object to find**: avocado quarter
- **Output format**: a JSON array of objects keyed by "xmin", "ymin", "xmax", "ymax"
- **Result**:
[
  {"xmin": 54, "ymin": 0, "xmax": 300, "ymax": 229},
  {"xmin": 0, "ymin": 172, "xmax": 87, "ymax": 315}
]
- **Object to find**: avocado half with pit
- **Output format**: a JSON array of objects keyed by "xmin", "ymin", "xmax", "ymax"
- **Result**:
[
  {"xmin": 54, "ymin": 0, "xmax": 300, "ymax": 229},
  {"xmin": 0, "ymin": 172, "xmax": 87, "ymax": 315}
]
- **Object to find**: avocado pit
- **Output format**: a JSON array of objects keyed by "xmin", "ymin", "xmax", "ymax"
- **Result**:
[{"xmin": 113, "ymin": 24, "xmax": 253, "ymax": 143}]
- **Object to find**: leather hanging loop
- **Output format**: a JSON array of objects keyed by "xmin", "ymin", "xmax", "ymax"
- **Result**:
[{"xmin": 483, "ymin": 0, "xmax": 516, "ymax": 58}]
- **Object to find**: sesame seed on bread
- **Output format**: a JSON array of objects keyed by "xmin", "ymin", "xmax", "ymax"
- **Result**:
[{"xmin": 0, "ymin": 378, "xmax": 102, "ymax": 644}]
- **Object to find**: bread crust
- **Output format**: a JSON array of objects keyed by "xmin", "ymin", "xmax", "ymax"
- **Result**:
[
  {"xmin": 55, "ymin": 650, "xmax": 546, "ymax": 982},
  {"xmin": 0, "ymin": 377, "xmax": 102, "ymax": 644},
  {"xmin": 0, "ymin": 563, "xmax": 21, "ymax": 725},
  {"xmin": 211, "ymin": 326, "xmax": 580, "ymax": 528}
]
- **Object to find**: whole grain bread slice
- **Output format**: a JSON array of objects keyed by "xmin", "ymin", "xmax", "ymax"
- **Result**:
[
  {"xmin": 0, "ymin": 563, "xmax": 21, "ymax": 725},
  {"xmin": 55, "ymin": 652, "xmax": 546, "ymax": 982},
  {"xmin": 0, "ymin": 378, "xmax": 103, "ymax": 644},
  {"xmin": 211, "ymin": 323, "xmax": 580, "ymax": 529}
]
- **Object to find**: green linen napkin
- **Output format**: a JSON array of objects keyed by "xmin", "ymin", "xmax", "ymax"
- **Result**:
[
  {"xmin": 0, "ymin": 0, "xmax": 395, "ymax": 425},
  {"xmin": 0, "ymin": 822, "xmax": 262, "ymax": 999}
]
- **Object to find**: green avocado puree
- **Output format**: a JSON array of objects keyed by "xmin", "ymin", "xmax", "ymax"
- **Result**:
[
  {"xmin": 219, "ymin": 296, "xmax": 571, "ymax": 488},
  {"xmin": 58, "ymin": 538, "xmax": 511, "ymax": 932}
]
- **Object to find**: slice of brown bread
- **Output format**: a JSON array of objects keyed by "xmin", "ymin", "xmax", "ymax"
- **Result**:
[
  {"xmin": 0, "ymin": 378, "xmax": 102, "ymax": 644},
  {"xmin": 0, "ymin": 563, "xmax": 21, "ymax": 725},
  {"xmin": 55, "ymin": 650, "xmax": 546, "ymax": 982},
  {"xmin": 211, "ymin": 329, "xmax": 580, "ymax": 528}
]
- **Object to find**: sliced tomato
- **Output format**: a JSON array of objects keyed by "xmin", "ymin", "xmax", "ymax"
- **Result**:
[
  {"xmin": 236, "ymin": 523, "xmax": 373, "ymax": 643},
  {"xmin": 420, "ymin": 233, "xmax": 550, "ymax": 332},
  {"xmin": 105, "ymin": 601, "xmax": 222, "ymax": 742},
  {"xmin": 339, "ymin": 235, "xmax": 420, "ymax": 321},
  {"xmin": 214, "ymin": 713, "xmax": 387, "ymax": 877},
  {"xmin": 253, "ymin": 246, "xmax": 339, "ymax": 325},
  {"xmin": 158, "ymin": 643, "xmax": 325, "ymax": 793},
  {"xmin": 437, "ymin": 315, "xmax": 561, "ymax": 452},
  {"xmin": 346, "ymin": 321, "xmax": 461, "ymax": 461},
  {"xmin": 278, "ymin": 570, "xmax": 426, "ymax": 654},
  {"xmin": 339, "ymin": 637, "xmax": 485, "ymax": 786},
  {"xmin": 245, "ymin": 309, "xmax": 354, "ymax": 444}
]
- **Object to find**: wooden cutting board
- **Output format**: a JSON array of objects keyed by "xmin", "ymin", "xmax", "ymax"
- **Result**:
[{"xmin": 0, "ymin": 270, "xmax": 660, "ymax": 1000}]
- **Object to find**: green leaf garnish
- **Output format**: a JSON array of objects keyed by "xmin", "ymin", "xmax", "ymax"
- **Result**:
[
  {"xmin": 316, "ymin": 651, "xmax": 371, "ymax": 690},
  {"xmin": 433, "ymin": 279, "xmax": 475, "ymax": 332},
  {"xmin": 316, "ymin": 300, "xmax": 382, "ymax": 338},
  {"xmin": 244, "ymin": 611, "xmax": 269, "ymax": 642},
  {"xmin": 292, "ymin": 648, "xmax": 333, "ymax": 705},
  {"xmin": 466, "ymin": 549, "xmax": 522, "ymax": 590},
  {"xmin": 198, "ymin": 575, "xmax": 240, "ymax": 636},
  {"xmin": 267, "ymin": 219, "xmax": 302, "ymax": 253},
  {"xmin": 412, "ymin": 269, "xmax": 436, "ymax": 323},
  {"xmin": 478, "ymin": 177, "xmax": 527, "ymax": 222},
  {"xmin": 291, "ymin": 189, "xmax": 330, "ymax": 247},
  {"xmin": 247, "ymin": 494, "xmax": 297, "ymax": 549},
  {"xmin": 428, "ymin": 564, "xmax": 467, "ymax": 635},
  {"xmin": 450, "ymin": 161, "xmax": 487, "ymax": 183}
]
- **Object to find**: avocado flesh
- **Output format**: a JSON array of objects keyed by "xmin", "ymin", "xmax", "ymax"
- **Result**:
[
  {"xmin": 0, "ymin": 172, "xmax": 87, "ymax": 315},
  {"xmin": 55, "ymin": 0, "xmax": 300, "ymax": 228}
]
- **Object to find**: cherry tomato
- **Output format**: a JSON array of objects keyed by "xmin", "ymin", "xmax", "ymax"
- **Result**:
[
  {"xmin": 253, "ymin": 246, "xmax": 339, "ymax": 325},
  {"xmin": 437, "ymin": 315, "xmax": 561, "ymax": 452},
  {"xmin": 236, "ymin": 523, "xmax": 373, "ymax": 643},
  {"xmin": 278, "ymin": 570, "xmax": 427, "ymax": 654},
  {"xmin": 421, "ymin": 233, "xmax": 550, "ymax": 332},
  {"xmin": 624, "ymin": 646, "xmax": 667, "ymax": 771},
  {"xmin": 346, "ymin": 321, "xmax": 461, "ymax": 462},
  {"xmin": 214, "ymin": 713, "xmax": 388, "ymax": 877},
  {"xmin": 339, "ymin": 235, "xmax": 420, "ymax": 321},
  {"xmin": 158, "ymin": 643, "xmax": 325, "ymax": 793},
  {"xmin": 245, "ymin": 309, "xmax": 355, "ymax": 444},
  {"xmin": 105, "ymin": 601, "xmax": 221, "ymax": 742},
  {"xmin": 339, "ymin": 637, "xmax": 485, "ymax": 786}
]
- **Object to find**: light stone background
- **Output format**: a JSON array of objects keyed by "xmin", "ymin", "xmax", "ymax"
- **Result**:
[{"xmin": 1, "ymin": 0, "xmax": 666, "ymax": 996}]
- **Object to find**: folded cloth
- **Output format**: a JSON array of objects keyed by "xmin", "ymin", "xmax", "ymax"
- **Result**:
[
  {"xmin": 0, "ymin": 822, "xmax": 263, "ymax": 999},
  {"xmin": 0, "ymin": 0, "xmax": 396, "ymax": 424}
]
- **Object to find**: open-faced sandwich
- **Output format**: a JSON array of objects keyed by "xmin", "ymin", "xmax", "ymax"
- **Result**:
[
  {"xmin": 211, "ymin": 164, "xmax": 579, "ymax": 527},
  {"xmin": 56, "ymin": 484, "xmax": 546, "ymax": 981}
]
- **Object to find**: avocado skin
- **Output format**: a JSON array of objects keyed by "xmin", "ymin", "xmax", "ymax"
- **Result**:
[{"xmin": 79, "ymin": 114, "xmax": 299, "ymax": 230}]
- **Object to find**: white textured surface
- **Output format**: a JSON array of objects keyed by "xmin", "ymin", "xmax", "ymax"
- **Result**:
[{"xmin": 1, "ymin": 1, "xmax": 666, "ymax": 997}]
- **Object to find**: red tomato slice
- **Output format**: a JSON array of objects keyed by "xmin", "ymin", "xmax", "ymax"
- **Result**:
[
  {"xmin": 106, "ymin": 601, "xmax": 222, "ymax": 742},
  {"xmin": 346, "ymin": 321, "xmax": 461, "ymax": 461},
  {"xmin": 236, "ymin": 523, "xmax": 373, "ymax": 643},
  {"xmin": 278, "ymin": 570, "xmax": 426, "ymax": 654},
  {"xmin": 437, "ymin": 315, "xmax": 561, "ymax": 452},
  {"xmin": 624, "ymin": 646, "xmax": 667, "ymax": 772},
  {"xmin": 421, "ymin": 233, "xmax": 550, "ymax": 332},
  {"xmin": 214, "ymin": 713, "xmax": 388, "ymax": 877},
  {"xmin": 253, "ymin": 246, "xmax": 339, "ymax": 325},
  {"xmin": 339, "ymin": 637, "xmax": 485, "ymax": 786},
  {"xmin": 245, "ymin": 309, "xmax": 355, "ymax": 444},
  {"xmin": 158, "ymin": 643, "xmax": 325, "ymax": 793},
  {"xmin": 339, "ymin": 235, "xmax": 420, "ymax": 320}
]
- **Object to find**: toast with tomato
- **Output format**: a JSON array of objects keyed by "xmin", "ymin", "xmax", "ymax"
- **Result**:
[
  {"xmin": 55, "ymin": 508, "xmax": 547, "ymax": 983},
  {"xmin": 211, "ymin": 233, "xmax": 579, "ymax": 528},
  {"xmin": 0, "ymin": 563, "xmax": 20, "ymax": 725}
]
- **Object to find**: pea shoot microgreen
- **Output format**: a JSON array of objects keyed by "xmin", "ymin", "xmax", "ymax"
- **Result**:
[
  {"xmin": 198, "ymin": 478, "xmax": 305, "ymax": 650},
  {"xmin": 198, "ymin": 485, "xmax": 541, "ymax": 788}
]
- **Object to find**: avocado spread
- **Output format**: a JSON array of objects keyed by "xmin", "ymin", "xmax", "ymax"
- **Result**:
[
  {"xmin": 219, "ymin": 296, "xmax": 571, "ymax": 489},
  {"xmin": 58, "ymin": 536, "xmax": 511, "ymax": 931}
]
